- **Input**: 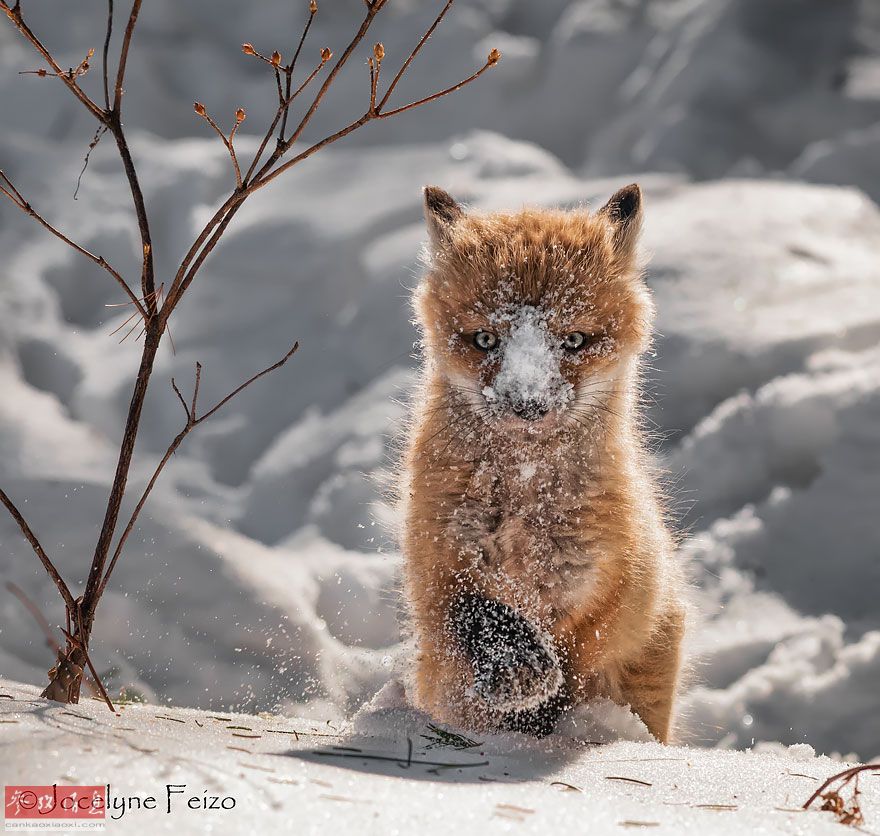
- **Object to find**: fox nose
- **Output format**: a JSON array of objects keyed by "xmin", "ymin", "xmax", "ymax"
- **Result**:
[{"xmin": 512, "ymin": 399, "xmax": 549, "ymax": 421}]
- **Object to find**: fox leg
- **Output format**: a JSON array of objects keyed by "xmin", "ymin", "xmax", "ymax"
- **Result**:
[
  {"xmin": 448, "ymin": 592, "xmax": 564, "ymax": 723},
  {"xmin": 617, "ymin": 606, "xmax": 685, "ymax": 744}
]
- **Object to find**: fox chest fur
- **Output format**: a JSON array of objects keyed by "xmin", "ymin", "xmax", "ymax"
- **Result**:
[{"xmin": 438, "ymin": 434, "xmax": 608, "ymax": 616}]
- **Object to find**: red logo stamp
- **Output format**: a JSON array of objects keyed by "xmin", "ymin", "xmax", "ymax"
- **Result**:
[{"xmin": 5, "ymin": 785, "xmax": 105, "ymax": 829}]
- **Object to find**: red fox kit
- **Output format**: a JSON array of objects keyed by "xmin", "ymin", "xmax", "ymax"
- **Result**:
[{"xmin": 401, "ymin": 184, "xmax": 686, "ymax": 742}]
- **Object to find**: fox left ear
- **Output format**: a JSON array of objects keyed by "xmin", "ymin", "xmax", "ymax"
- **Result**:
[
  {"xmin": 423, "ymin": 185, "xmax": 464, "ymax": 248},
  {"xmin": 598, "ymin": 183, "xmax": 643, "ymax": 259}
]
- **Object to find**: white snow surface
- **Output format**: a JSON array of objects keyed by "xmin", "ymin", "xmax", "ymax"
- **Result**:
[
  {"xmin": 1, "ymin": 0, "xmax": 879, "ymax": 770},
  {"xmin": 1, "ymin": 678, "xmax": 876, "ymax": 835}
]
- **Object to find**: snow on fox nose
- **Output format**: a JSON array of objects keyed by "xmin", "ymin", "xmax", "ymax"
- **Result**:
[{"xmin": 482, "ymin": 306, "xmax": 573, "ymax": 417}]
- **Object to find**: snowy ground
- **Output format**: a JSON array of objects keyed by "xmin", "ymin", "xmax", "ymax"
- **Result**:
[
  {"xmin": 1, "ymin": 0, "xmax": 879, "ymax": 777},
  {"xmin": 2, "ymin": 678, "xmax": 876, "ymax": 835}
]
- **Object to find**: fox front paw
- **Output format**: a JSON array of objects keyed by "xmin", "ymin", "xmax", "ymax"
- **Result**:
[
  {"xmin": 473, "ymin": 644, "xmax": 563, "ymax": 713},
  {"xmin": 449, "ymin": 591, "xmax": 564, "ymax": 713}
]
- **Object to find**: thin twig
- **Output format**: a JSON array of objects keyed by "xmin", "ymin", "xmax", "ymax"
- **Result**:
[
  {"xmin": 0, "ymin": 490, "xmax": 77, "ymax": 614},
  {"xmin": 60, "ymin": 626, "xmax": 116, "ymax": 713},
  {"xmin": 98, "ymin": 342, "xmax": 298, "ymax": 596},
  {"xmin": 279, "ymin": 1, "xmax": 317, "ymax": 142},
  {"xmin": 255, "ymin": 52, "xmax": 497, "ymax": 191},
  {"xmin": 102, "ymin": 0, "xmax": 114, "ymax": 111},
  {"xmin": 195, "ymin": 106, "xmax": 244, "ymax": 187},
  {"xmin": 74, "ymin": 124, "xmax": 108, "ymax": 200},
  {"xmin": 170, "ymin": 378, "xmax": 190, "ymax": 421},
  {"xmin": 313, "ymin": 749, "xmax": 489, "ymax": 769},
  {"xmin": 274, "ymin": 4, "xmax": 381, "ymax": 160},
  {"xmin": 112, "ymin": 0, "xmax": 141, "ymax": 113},
  {"xmin": 5, "ymin": 582, "xmax": 105, "ymax": 700},
  {"xmin": 190, "ymin": 362, "xmax": 202, "ymax": 419},
  {"xmin": 377, "ymin": 59, "xmax": 495, "ymax": 119},
  {"xmin": 245, "ymin": 54, "xmax": 328, "ymax": 184},
  {"xmin": 377, "ymin": 0, "xmax": 454, "ymax": 111},
  {"xmin": 0, "ymin": 171, "xmax": 145, "ymax": 317},
  {"xmin": 0, "ymin": 1, "xmax": 105, "ymax": 121},
  {"xmin": 803, "ymin": 764, "xmax": 880, "ymax": 810}
]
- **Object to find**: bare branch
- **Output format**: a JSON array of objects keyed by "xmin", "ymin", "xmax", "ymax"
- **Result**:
[
  {"xmin": 78, "ymin": 326, "xmax": 163, "ymax": 638},
  {"xmin": 279, "ymin": 1, "xmax": 319, "ymax": 142},
  {"xmin": 19, "ymin": 47, "xmax": 94, "ymax": 81},
  {"xmin": 194, "ymin": 103, "xmax": 246, "ymax": 187},
  {"xmin": 163, "ymin": 193, "xmax": 243, "ymax": 311},
  {"xmin": 190, "ymin": 362, "xmax": 202, "ymax": 419},
  {"xmin": 0, "ymin": 489, "xmax": 77, "ymax": 614},
  {"xmin": 102, "ymin": 0, "xmax": 114, "ymax": 110},
  {"xmin": 376, "ymin": 0, "xmax": 454, "ymax": 111},
  {"xmin": 172, "ymin": 2, "xmax": 499, "ymax": 304},
  {"xmin": 369, "ymin": 43, "xmax": 385, "ymax": 113},
  {"xmin": 274, "ymin": 3, "xmax": 382, "ymax": 161},
  {"xmin": 0, "ymin": 1, "xmax": 105, "ymax": 121},
  {"xmin": 60, "ymin": 625, "xmax": 116, "ymax": 713},
  {"xmin": 170, "ymin": 378, "xmax": 191, "ymax": 422},
  {"xmin": 803, "ymin": 764, "xmax": 880, "ymax": 812},
  {"xmin": 252, "ymin": 111, "xmax": 373, "ymax": 192},
  {"xmin": 112, "ymin": 0, "xmax": 141, "ymax": 113},
  {"xmin": 1, "ymin": 0, "xmax": 155, "ymax": 311},
  {"xmin": 377, "ymin": 56, "xmax": 497, "ymax": 120},
  {"xmin": 0, "ymin": 170, "xmax": 146, "ymax": 318},
  {"xmin": 164, "ymin": 201, "xmax": 247, "ymax": 309},
  {"xmin": 98, "ymin": 342, "xmax": 298, "ymax": 596},
  {"xmin": 199, "ymin": 341, "xmax": 298, "ymax": 423},
  {"xmin": 5, "ymin": 582, "xmax": 105, "ymax": 700},
  {"xmin": 244, "ymin": 51, "xmax": 330, "ymax": 184},
  {"xmin": 273, "ymin": 64, "xmax": 285, "ymax": 109}
]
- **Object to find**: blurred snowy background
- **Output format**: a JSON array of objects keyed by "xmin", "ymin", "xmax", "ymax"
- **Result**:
[{"xmin": 1, "ymin": 0, "xmax": 878, "ymax": 759}]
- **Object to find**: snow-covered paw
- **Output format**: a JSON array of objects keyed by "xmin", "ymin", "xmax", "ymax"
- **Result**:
[
  {"xmin": 473, "ymin": 638, "xmax": 563, "ymax": 714},
  {"xmin": 449, "ymin": 591, "xmax": 563, "ymax": 713}
]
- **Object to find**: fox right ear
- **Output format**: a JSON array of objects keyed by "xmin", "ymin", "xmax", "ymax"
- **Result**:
[
  {"xmin": 597, "ymin": 183, "xmax": 643, "ymax": 260},
  {"xmin": 423, "ymin": 185, "xmax": 463, "ymax": 248}
]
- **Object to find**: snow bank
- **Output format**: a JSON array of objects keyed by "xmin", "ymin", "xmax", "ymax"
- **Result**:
[{"xmin": 2, "ymin": 678, "xmax": 877, "ymax": 835}]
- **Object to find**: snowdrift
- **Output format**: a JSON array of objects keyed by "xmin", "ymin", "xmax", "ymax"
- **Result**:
[{"xmin": 2, "ymin": 678, "xmax": 876, "ymax": 835}]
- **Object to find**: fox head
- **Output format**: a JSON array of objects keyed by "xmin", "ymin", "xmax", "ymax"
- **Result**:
[{"xmin": 414, "ymin": 185, "xmax": 654, "ymax": 434}]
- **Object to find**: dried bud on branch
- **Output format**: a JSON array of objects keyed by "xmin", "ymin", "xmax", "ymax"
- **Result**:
[
  {"xmin": 373, "ymin": 43, "xmax": 385, "ymax": 62},
  {"xmin": 320, "ymin": 47, "xmax": 333, "ymax": 63},
  {"xmin": 309, "ymin": 0, "xmax": 318, "ymax": 13},
  {"xmin": 193, "ymin": 101, "xmax": 206, "ymax": 117},
  {"xmin": 271, "ymin": 50, "xmax": 282, "ymax": 67},
  {"xmin": 235, "ymin": 107, "xmax": 246, "ymax": 123},
  {"xmin": 241, "ymin": 43, "xmax": 256, "ymax": 56},
  {"xmin": 487, "ymin": 47, "xmax": 501, "ymax": 67}
]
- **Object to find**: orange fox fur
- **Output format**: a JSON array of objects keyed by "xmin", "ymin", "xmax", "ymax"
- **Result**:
[{"xmin": 400, "ymin": 184, "xmax": 686, "ymax": 742}]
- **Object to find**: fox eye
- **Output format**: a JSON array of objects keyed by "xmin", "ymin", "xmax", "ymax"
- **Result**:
[
  {"xmin": 563, "ymin": 331, "xmax": 589, "ymax": 351},
  {"xmin": 473, "ymin": 330, "xmax": 499, "ymax": 351}
]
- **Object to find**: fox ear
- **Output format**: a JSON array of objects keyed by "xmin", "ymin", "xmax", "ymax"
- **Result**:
[
  {"xmin": 423, "ymin": 185, "xmax": 463, "ymax": 247},
  {"xmin": 598, "ymin": 183, "xmax": 643, "ymax": 259}
]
